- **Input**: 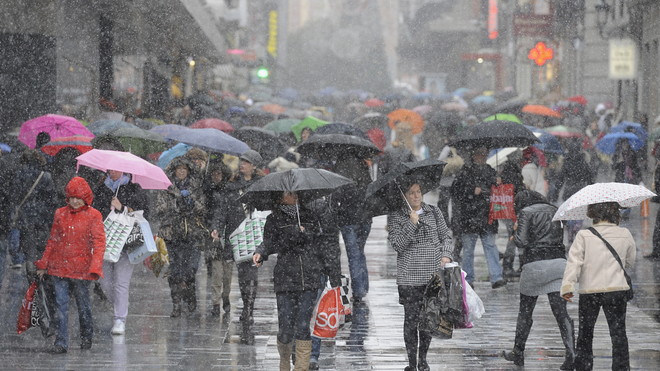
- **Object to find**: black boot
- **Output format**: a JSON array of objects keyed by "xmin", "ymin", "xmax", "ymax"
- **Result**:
[
  {"xmin": 502, "ymin": 316, "xmax": 533, "ymax": 366},
  {"xmin": 183, "ymin": 279, "xmax": 197, "ymax": 313},
  {"xmin": 503, "ymin": 256, "xmax": 520, "ymax": 278},
  {"xmin": 222, "ymin": 296, "xmax": 231, "ymax": 313},
  {"xmin": 169, "ymin": 281, "xmax": 182, "ymax": 318},
  {"xmin": 239, "ymin": 280, "xmax": 257, "ymax": 345},
  {"xmin": 559, "ymin": 318, "xmax": 576, "ymax": 370}
]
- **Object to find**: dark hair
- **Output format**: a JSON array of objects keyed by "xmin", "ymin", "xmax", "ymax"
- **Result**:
[
  {"xmin": 397, "ymin": 177, "xmax": 422, "ymax": 194},
  {"xmin": 586, "ymin": 202, "xmax": 621, "ymax": 225},
  {"xmin": 35, "ymin": 132, "xmax": 51, "ymax": 149}
]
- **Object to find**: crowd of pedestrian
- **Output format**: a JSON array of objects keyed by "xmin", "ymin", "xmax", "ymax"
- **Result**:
[{"xmin": 0, "ymin": 86, "xmax": 650, "ymax": 371}]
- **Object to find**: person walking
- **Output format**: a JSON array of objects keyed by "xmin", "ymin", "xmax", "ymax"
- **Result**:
[
  {"xmin": 450, "ymin": 146, "xmax": 506, "ymax": 288},
  {"xmin": 253, "ymin": 191, "xmax": 327, "ymax": 371},
  {"xmin": 94, "ymin": 169, "xmax": 148, "ymax": 335},
  {"xmin": 155, "ymin": 157, "xmax": 207, "ymax": 318},
  {"xmin": 206, "ymin": 160, "xmax": 234, "ymax": 316},
  {"xmin": 35, "ymin": 176, "xmax": 106, "ymax": 354},
  {"xmin": 561, "ymin": 202, "xmax": 635, "ymax": 371},
  {"xmin": 502, "ymin": 190, "xmax": 575, "ymax": 369},
  {"xmin": 333, "ymin": 154, "xmax": 373, "ymax": 303},
  {"xmin": 388, "ymin": 179, "xmax": 453, "ymax": 371},
  {"xmin": 498, "ymin": 150, "xmax": 525, "ymax": 278}
]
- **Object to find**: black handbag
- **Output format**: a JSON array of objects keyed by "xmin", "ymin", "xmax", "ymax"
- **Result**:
[
  {"xmin": 418, "ymin": 272, "xmax": 454, "ymax": 339},
  {"xmin": 588, "ymin": 227, "xmax": 634, "ymax": 301}
]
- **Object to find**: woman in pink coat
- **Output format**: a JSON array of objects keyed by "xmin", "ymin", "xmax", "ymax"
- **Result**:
[{"xmin": 36, "ymin": 176, "xmax": 106, "ymax": 354}]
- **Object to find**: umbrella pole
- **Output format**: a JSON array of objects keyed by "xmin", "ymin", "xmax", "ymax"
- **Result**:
[
  {"xmin": 295, "ymin": 201, "xmax": 301, "ymax": 228},
  {"xmin": 115, "ymin": 183, "xmax": 120, "ymax": 197},
  {"xmin": 398, "ymin": 186, "xmax": 413, "ymax": 212}
]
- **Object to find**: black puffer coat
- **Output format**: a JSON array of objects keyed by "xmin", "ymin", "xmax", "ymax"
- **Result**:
[
  {"xmin": 513, "ymin": 190, "xmax": 565, "ymax": 266},
  {"xmin": 93, "ymin": 180, "xmax": 149, "ymax": 219},
  {"xmin": 255, "ymin": 205, "xmax": 326, "ymax": 292},
  {"xmin": 450, "ymin": 163, "xmax": 498, "ymax": 234}
]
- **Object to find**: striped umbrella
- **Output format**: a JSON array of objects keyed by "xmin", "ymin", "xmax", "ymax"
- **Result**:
[{"xmin": 41, "ymin": 135, "xmax": 94, "ymax": 156}]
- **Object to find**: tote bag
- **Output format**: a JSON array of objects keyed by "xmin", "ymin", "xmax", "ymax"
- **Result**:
[{"xmin": 229, "ymin": 210, "xmax": 271, "ymax": 263}]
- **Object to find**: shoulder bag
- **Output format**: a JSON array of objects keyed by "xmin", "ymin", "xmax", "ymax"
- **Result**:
[{"xmin": 587, "ymin": 227, "xmax": 633, "ymax": 301}]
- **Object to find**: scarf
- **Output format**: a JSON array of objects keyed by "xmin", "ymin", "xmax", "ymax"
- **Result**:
[
  {"xmin": 104, "ymin": 174, "xmax": 130, "ymax": 193},
  {"xmin": 279, "ymin": 204, "xmax": 299, "ymax": 219}
]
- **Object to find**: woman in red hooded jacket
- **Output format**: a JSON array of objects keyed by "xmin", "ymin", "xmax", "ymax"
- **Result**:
[{"xmin": 36, "ymin": 176, "xmax": 105, "ymax": 354}]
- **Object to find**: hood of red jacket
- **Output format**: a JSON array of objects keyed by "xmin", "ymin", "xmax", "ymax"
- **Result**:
[{"xmin": 65, "ymin": 176, "xmax": 94, "ymax": 205}]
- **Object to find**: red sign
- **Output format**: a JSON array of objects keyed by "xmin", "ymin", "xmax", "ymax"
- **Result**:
[
  {"xmin": 528, "ymin": 42, "xmax": 553, "ymax": 66},
  {"xmin": 513, "ymin": 14, "xmax": 554, "ymax": 38},
  {"xmin": 488, "ymin": 0, "xmax": 498, "ymax": 40}
]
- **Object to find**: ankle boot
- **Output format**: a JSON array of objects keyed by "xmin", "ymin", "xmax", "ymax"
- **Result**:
[
  {"xmin": 503, "ymin": 316, "xmax": 533, "ymax": 366},
  {"xmin": 293, "ymin": 340, "xmax": 312, "ymax": 371},
  {"xmin": 559, "ymin": 318, "xmax": 576, "ymax": 370},
  {"xmin": 239, "ymin": 280, "xmax": 257, "ymax": 344},
  {"xmin": 170, "ymin": 302, "xmax": 182, "ymax": 318},
  {"xmin": 184, "ymin": 279, "xmax": 197, "ymax": 312},
  {"xmin": 169, "ymin": 282, "xmax": 182, "ymax": 318},
  {"xmin": 277, "ymin": 340, "xmax": 293, "ymax": 371}
]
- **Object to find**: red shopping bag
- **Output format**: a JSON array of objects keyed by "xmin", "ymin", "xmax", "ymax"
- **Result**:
[
  {"xmin": 488, "ymin": 184, "xmax": 516, "ymax": 224},
  {"xmin": 312, "ymin": 286, "xmax": 343, "ymax": 339},
  {"xmin": 17, "ymin": 282, "xmax": 38, "ymax": 334}
]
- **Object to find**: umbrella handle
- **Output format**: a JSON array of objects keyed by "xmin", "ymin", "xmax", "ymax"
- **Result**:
[{"xmin": 295, "ymin": 202, "xmax": 301, "ymax": 228}]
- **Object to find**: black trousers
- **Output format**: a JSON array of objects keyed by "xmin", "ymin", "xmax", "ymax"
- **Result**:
[
  {"xmin": 398, "ymin": 285, "xmax": 432, "ymax": 367},
  {"xmin": 575, "ymin": 291, "xmax": 629, "ymax": 371}
]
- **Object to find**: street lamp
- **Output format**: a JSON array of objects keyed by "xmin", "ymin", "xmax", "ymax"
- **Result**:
[{"xmin": 595, "ymin": 0, "xmax": 611, "ymax": 38}]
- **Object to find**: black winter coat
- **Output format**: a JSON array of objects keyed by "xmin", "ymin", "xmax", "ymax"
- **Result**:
[
  {"xmin": 93, "ymin": 181, "xmax": 149, "ymax": 219},
  {"xmin": 513, "ymin": 191, "xmax": 565, "ymax": 266},
  {"xmin": 555, "ymin": 151, "xmax": 594, "ymax": 201},
  {"xmin": 9, "ymin": 165, "xmax": 57, "ymax": 231},
  {"xmin": 333, "ymin": 184, "xmax": 370, "ymax": 227},
  {"xmin": 450, "ymin": 163, "xmax": 498, "ymax": 234},
  {"xmin": 255, "ymin": 206, "xmax": 326, "ymax": 292}
]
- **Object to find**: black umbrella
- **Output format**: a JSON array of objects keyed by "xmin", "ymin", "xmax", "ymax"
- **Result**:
[
  {"xmin": 490, "ymin": 99, "xmax": 528, "ymax": 115},
  {"xmin": 232, "ymin": 126, "xmax": 285, "ymax": 162},
  {"xmin": 364, "ymin": 159, "xmax": 446, "ymax": 217},
  {"xmin": 314, "ymin": 122, "xmax": 368, "ymax": 139},
  {"xmin": 238, "ymin": 168, "xmax": 354, "ymax": 211},
  {"xmin": 353, "ymin": 112, "xmax": 388, "ymax": 130},
  {"xmin": 296, "ymin": 134, "xmax": 380, "ymax": 160},
  {"xmin": 451, "ymin": 120, "xmax": 539, "ymax": 150}
]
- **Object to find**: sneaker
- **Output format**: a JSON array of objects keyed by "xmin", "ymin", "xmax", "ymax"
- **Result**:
[
  {"xmin": 492, "ymin": 279, "xmax": 507, "ymax": 289},
  {"xmin": 309, "ymin": 360, "xmax": 319, "ymax": 370},
  {"xmin": 11, "ymin": 263, "xmax": 23, "ymax": 269},
  {"xmin": 111, "ymin": 319, "xmax": 125, "ymax": 335},
  {"xmin": 47, "ymin": 345, "xmax": 67, "ymax": 354}
]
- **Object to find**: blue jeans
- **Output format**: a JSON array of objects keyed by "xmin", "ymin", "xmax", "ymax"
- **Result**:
[
  {"xmin": 340, "ymin": 223, "xmax": 372, "ymax": 298},
  {"xmin": 276, "ymin": 290, "xmax": 318, "ymax": 343},
  {"xmin": 52, "ymin": 277, "xmax": 93, "ymax": 349},
  {"xmin": 8, "ymin": 229, "xmax": 25, "ymax": 265},
  {"xmin": 461, "ymin": 232, "xmax": 503, "ymax": 284}
]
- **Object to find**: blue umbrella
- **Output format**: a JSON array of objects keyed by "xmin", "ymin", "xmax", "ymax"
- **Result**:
[
  {"xmin": 151, "ymin": 125, "xmax": 250, "ymax": 156},
  {"xmin": 610, "ymin": 121, "xmax": 647, "ymax": 142},
  {"xmin": 596, "ymin": 132, "xmax": 645, "ymax": 155},
  {"xmin": 471, "ymin": 95, "xmax": 496, "ymax": 105},
  {"xmin": 0, "ymin": 143, "xmax": 11, "ymax": 153},
  {"xmin": 157, "ymin": 143, "xmax": 191, "ymax": 169},
  {"xmin": 87, "ymin": 120, "xmax": 135, "ymax": 136},
  {"xmin": 525, "ymin": 126, "xmax": 564, "ymax": 154}
]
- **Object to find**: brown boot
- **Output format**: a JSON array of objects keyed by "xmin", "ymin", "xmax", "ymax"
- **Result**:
[
  {"xmin": 277, "ymin": 340, "xmax": 293, "ymax": 371},
  {"xmin": 293, "ymin": 340, "xmax": 312, "ymax": 371}
]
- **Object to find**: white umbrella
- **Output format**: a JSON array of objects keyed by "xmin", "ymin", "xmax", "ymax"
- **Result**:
[{"xmin": 553, "ymin": 182, "xmax": 656, "ymax": 221}]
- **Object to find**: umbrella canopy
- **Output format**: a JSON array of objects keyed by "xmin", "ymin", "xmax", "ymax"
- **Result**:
[
  {"xmin": 157, "ymin": 143, "xmax": 191, "ymax": 169},
  {"xmin": 19, "ymin": 114, "xmax": 95, "ymax": 148},
  {"xmin": 296, "ymin": 134, "xmax": 381, "ymax": 160},
  {"xmin": 313, "ymin": 122, "xmax": 368, "ymax": 139},
  {"xmin": 553, "ymin": 182, "xmax": 655, "ymax": 221},
  {"xmin": 440, "ymin": 101, "xmax": 468, "ymax": 112},
  {"xmin": 364, "ymin": 98, "xmax": 385, "ymax": 107},
  {"xmin": 87, "ymin": 119, "xmax": 135, "ymax": 136},
  {"xmin": 232, "ymin": 126, "xmax": 285, "ymax": 162},
  {"xmin": 522, "ymin": 104, "xmax": 562, "ymax": 118},
  {"xmin": 525, "ymin": 126, "xmax": 564, "ymax": 154},
  {"xmin": 471, "ymin": 95, "xmax": 496, "ymax": 105},
  {"xmin": 595, "ymin": 132, "xmax": 645, "ymax": 155},
  {"xmin": 387, "ymin": 109, "xmax": 424, "ymax": 134},
  {"xmin": 110, "ymin": 127, "xmax": 168, "ymax": 156},
  {"xmin": 451, "ymin": 120, "xmax": 539, "ymax": 150},
  {"xmin": 41, "ymin": 136, "xmax": 94, "ymax": 156},
  {"xmin": 610, "ymin": 121, "xmax": 647, "ymax": 142},
  {"xmin": 649, "ymin": 126, "xmax": 660, "ymax": 142},
  {"xmin": 263, "ymin": 118, "xmax": 301, "ymax": 133},
  {"xmin": 484, "ymin": 113, "xmax": 522, "ymax": 124},
  {"xmin": 412, "ymin": 105, "xmax": 433, "ymax": 116},
  {"xmin": 190, "ymin": 118, "xmax": 234, "ymax": 133},
  {"xmin": 151, "ymin": 125, "xmax": 249, "ymax": 156},
  {"xmin": 353, "ymin": 112, "xmax": 388, "ymax": 130},
  {"xmin": 291, "ymin": 116, "xmax": 328, "ymax": 141},
  {"xmin": 76, "ymin": 149, "xmax": 172, "ymax": 190},
  {"xmin": 238, "ymin": 168, "xmax": 354, "ymax": 210},
  {"xmin": 491, "ymin": 99, "xmax": 528, "ymax": 115},
  {"xmin": 545, "ymin": 125, "xmax": 584, "ymax": 138},
  {"xmin": 364, "ymin": 159, "xmax": 446, "ymax": 217},
  {"xmin": 259, "ymin": 103, "xmax": 287, "ymax": 115}
]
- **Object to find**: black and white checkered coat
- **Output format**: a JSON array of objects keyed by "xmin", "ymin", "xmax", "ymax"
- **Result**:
[{"xmin": 388, "ymin": 203, "xmax": 454, "ymax": 286}]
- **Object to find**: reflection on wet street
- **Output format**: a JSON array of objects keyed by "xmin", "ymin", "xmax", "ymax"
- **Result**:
[{"xmin": 0, "ymin": 193, "xmax": 658, "ymax": 370}]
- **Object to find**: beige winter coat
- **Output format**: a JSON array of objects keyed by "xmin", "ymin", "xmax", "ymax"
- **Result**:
[{"xmin": 560, "ymin": 222, "xmax": 636, "ymax": 296}]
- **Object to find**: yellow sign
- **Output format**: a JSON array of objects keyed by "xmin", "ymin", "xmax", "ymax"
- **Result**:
[
  {"xmin": 267, "ymin": 10, "xmax": 278, "ymax": 58},
  {"xmin": 609, "ymin": 39, "xmax": 637, "ymax": 80}
]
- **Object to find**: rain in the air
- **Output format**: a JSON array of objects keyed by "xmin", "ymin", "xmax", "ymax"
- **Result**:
[{"xmin": 1, "ymin": 1, "xmax": 659, "ymax": 370}]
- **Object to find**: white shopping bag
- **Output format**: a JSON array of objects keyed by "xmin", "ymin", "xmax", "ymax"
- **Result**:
[
  {"xmin": 103, "ymin": 210, "xmax": 136, "ymax": 263},
  {"xmin": 125, "ymin": 211, "xmax": 157, "ymax": 264},
  {"xmin": 229, "ymin": 210, "xmax": 271, "ymax": 263}
]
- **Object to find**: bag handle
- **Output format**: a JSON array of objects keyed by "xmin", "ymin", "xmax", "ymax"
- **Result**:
[
  {"xmin": 587, "ymin": 227, "xmax": 631, "ymax": 286},
  {"xmin": 11, "ymin": 171, "xmax": 45, "ymax": 226}
]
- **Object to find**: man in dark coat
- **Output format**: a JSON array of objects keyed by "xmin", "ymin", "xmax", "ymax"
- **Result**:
[{"xmin": 450, "ymin": 146, "xmax": 506, "ymax": 288}]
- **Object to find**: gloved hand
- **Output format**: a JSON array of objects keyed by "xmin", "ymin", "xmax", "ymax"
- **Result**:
[
  {"xmin": 180, "ymin": 189, "xmax": 191, "ymax": 197},
  {"xmin": 329, "ymin": 276, "xmax": 342, "ymax": 288}
]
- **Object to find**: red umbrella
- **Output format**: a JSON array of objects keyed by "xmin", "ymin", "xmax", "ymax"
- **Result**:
[
  {"xmin": 364, "ymin": 98, "xmax": 385, "ymax": 107},
  {"xmin": 41, "ymin": 136, "xmax": 94, "ymax": 156},
  {"xmin": 190, "ymin": 118, "xmax": 234, "ymax": 133}
]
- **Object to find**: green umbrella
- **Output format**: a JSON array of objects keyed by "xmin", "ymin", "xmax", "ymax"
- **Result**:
[
  {"xmin": 112, "ymin": 127, "xmax": 168, "ymax": 157},
  {"xmin": 649, "ymin": 126, "xmax": 660, "ymax": 142},
  {"xmin": 291, "ymin": 116, "xmax": 328, "ymax": 141},
  {"xmin": 263, "ymin": 118, "xmax": 301, "ymax": 134},
  {"xmin": 483, "ymin": 113, "xmax": 522, "ymax": 124}
]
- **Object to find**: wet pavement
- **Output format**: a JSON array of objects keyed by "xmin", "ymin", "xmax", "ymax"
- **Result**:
[{"xmin": 0, "ymin": 193, "xmax": 659, "ymax": 370}]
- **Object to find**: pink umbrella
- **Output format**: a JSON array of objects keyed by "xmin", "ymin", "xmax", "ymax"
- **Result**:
[
  {"xmin": 76, "ymin": 149, "xmax": 171, "ymax": 190},
  {"xmin": 19, "ymin": 114, "xmax": 95, "ymax": 148}
]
